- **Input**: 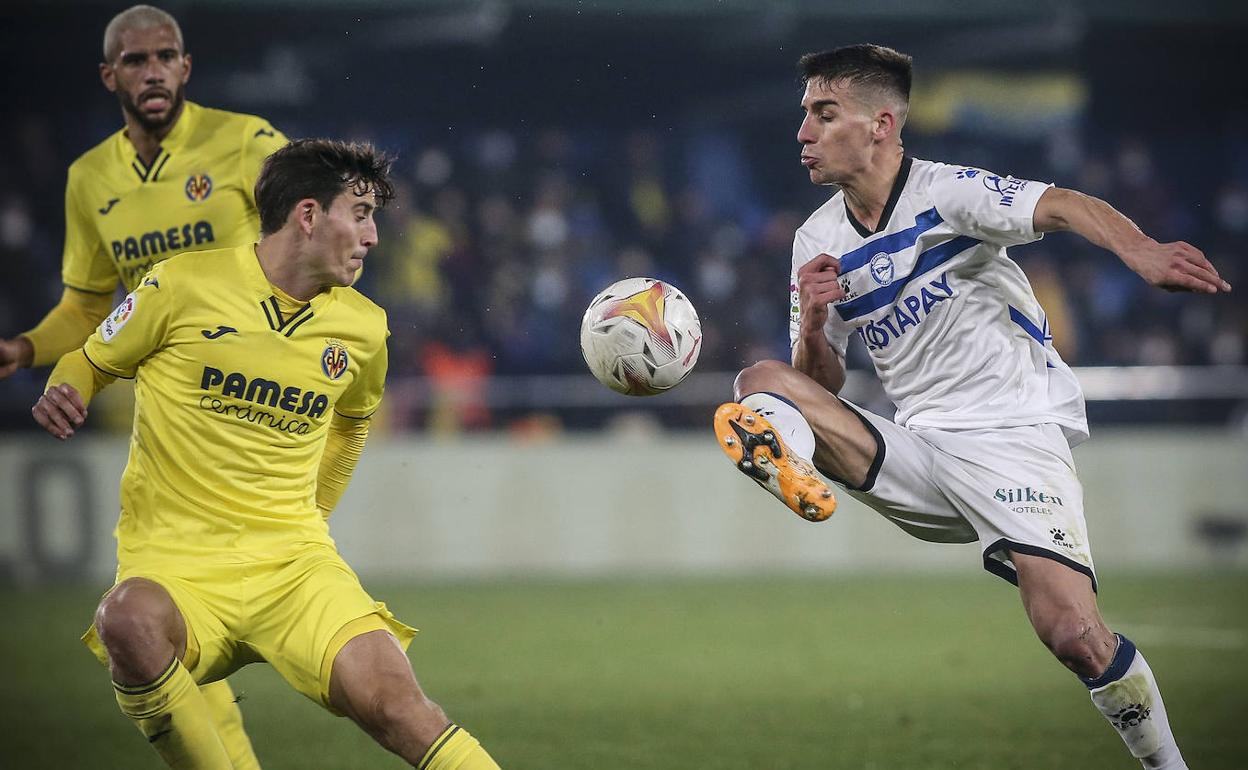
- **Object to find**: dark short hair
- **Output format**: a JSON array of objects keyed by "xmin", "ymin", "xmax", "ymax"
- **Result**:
[
  {"xmin": 798, "ymin": 44, "xmax": 912, "ymax": 105},
  {"xmin": 255, "ymin": 138, "xmax": 395, "ymax": 235}
]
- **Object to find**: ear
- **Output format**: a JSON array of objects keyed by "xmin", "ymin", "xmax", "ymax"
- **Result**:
[
  {"xmin": 181, "ymin": 53, "xmax": 192, "ymax": 84},
  {"xmin": 294, "ymin": 198, "xmax": 320, "ymax": 237},
  {"xmin": 100, "ymin": 62, "xmax": 116, "ymax": 93},
  {"xmin": 873, "ymin": 109, "xmax": 898, "ymax": 142}
]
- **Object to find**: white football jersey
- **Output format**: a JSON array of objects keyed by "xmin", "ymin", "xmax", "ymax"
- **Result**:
[{"xmin": 789, "ymin": 157, "xmax": 1088, "ymax": 444}]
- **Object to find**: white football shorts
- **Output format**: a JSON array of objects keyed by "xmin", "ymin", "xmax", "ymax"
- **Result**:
[{"xmin": 821, "ymin": 400, "xmax": 1096, "ymax": 590}]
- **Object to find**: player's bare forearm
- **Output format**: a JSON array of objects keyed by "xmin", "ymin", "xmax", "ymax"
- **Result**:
[
  {"xmin": 792, "ymin": 332, "xmax": 846, "ymax": 394},
  {"xmin": 1034, "ymin": 187, "xmax": 1231, "ymax": 294},
  {"xmin": 791, "ymin": 251, "xmax": 848, "ymax": 392}
]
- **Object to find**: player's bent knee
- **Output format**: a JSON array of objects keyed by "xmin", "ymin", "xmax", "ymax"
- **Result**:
[
  {"xmin": 95, "ymin": 579, "xmax": 180, "ymax": 656},
  {"xmin": 359, "ymin": 685, "xmax": 448, "ymax": 748},
  {"xmin": 1037, "ymin": 615, "xmax": 1112, "ymax": 676},
  {"xmin": 733, "ymin": 359, "xmax": 796, "ymax": 400}
]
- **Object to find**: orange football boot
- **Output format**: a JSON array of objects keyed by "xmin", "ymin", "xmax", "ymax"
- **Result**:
[{"xmin": 713, "ymin": 402, "xmax": 836, "ymax": 522}]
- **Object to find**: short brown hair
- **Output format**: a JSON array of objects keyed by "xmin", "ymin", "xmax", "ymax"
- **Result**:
[
  {"xmin": 255, "ymin": 139, "xmax": 395, "ymax": 236},
  {"xmin": 798, "ymin": 44, "xmax": 912, "ymax": 106}
]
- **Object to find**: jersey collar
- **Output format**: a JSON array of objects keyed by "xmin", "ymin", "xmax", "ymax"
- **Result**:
[
  {"xmin": 243, "ymin": 244, "xmax": 339, "ymax": 337},
  {"xmin": 115, "ymin": 101, "xmax": 200, "ymax": 183},
  {"xmin": 845, "ymin": 155, "xmax": 913, "ymax": 238}
]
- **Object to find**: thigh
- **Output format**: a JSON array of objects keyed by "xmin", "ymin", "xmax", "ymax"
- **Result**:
[
  {"xmin": 835, "ymin": 401, "xmax": 979, "ymax": 544},
  {"xmin": 245, "ymin": 549, "xmax": 417, "ymax": 711},
  {"xmin": 924, "ymin": 424, "xmax": 1097, "ymax": 589}
]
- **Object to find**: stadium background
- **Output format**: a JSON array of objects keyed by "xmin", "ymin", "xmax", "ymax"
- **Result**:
[{"xmin": 1, "ymin": 1, "xmax": 1246, "ymax": 767}]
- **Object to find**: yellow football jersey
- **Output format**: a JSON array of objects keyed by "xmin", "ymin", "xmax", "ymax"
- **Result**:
[
  {"xmin": 82, "ymin": 245, "xmax": 388, "ymax": 566},
  {"xmin": 62, "ymin": 101, "xmax": 288, "ymax": 294}
]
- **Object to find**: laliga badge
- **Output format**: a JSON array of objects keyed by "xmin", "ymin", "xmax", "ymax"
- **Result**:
[{"xmin": 101, "ymin": 293, "xmax": 137, "ymax": 342}]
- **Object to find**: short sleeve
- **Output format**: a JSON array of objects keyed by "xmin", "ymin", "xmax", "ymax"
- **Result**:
[
  {"xmin": 240, "ymin": 119, "xmax": 289, "ymax": 205},
  {"xmin": 790, "ymin": 228, "xmax": 851, "ymax": 360},
  {"xmin": 81, "ymin": 266, "xmax": 174, "ymax": 379},
  {"xmin": 928, "ymin": 165, "xmax": 1052, "ymax": 247},
  {"xmin": 335, "ymin": 332, "xmax": 388, "ymax": 419},
  {"xmin": 61, "ymin": 168, "xmax": 119, "ymax": 295}
]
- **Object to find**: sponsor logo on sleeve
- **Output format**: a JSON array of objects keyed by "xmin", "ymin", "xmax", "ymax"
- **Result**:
[
  {"xmin": 100, "ymin": 294, "xmax": 137, "ymax": 342},
  {"xmin": 954, "ymin": 167, "xmax": 1029, "ymax": 207}
]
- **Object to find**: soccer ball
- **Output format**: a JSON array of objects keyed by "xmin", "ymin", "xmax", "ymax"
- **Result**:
[{"xmin": 580, "ymin": 277, "xmax": 702, "ymax": 396}]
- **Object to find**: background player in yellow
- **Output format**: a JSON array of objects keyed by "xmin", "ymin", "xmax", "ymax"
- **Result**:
[
  {"xmin": 0, "ymin": 4, "xmax": 287, "ymax": 376},
  {"xmin": 1, "ymin": 6, "xmax": 285, "ymax": 765},
  {"xmin": 32, "ymin": 138, "xmax": 502, "ymax": 770}
]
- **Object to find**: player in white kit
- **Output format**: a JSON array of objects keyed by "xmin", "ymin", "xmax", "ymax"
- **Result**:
[{"xmin": 714, "ymin": 44, "xmax": 1231, "ymax": 769}]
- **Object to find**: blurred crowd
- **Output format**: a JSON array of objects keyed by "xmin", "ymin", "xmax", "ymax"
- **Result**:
[{"xmin": 1, "ymin": 112, "xmax": 1245, "ymax": 431}]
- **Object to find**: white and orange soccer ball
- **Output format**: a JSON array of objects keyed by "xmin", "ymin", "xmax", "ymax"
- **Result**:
[{"xmin": 579, "ymin": 277, "xmax": 702, "ymax": 396}]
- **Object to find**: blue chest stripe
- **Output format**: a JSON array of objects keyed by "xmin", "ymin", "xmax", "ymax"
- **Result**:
[
  {"xmin": 836, "ymin": 235, "xmax": 980, "ymax": 322},
  {"xmin": 838, "ymin": 207, "xmax": 944, "ymax": 273},
  {"xmin": 1008, "ymin": 305, "xmax": 1048, "ymax": 344}
]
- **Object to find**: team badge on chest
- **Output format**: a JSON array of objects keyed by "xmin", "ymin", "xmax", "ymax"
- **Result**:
[
  {"xmin": 185, "ymin": 174, "xmax": 213, "ymax": 202},
  {"xmin": 322, "ymin": 340, "xmax": 349, "ymax": 380}
]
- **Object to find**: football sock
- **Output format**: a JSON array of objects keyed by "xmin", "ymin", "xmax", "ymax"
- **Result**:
[
  {"xmin": 418, "ymin": 724, "xmax": 502, "ymax": 770},
  {"xmin": 739, "ymin": 392, "xmax": 816, "ymax": 461},
  {"xmin": 1082, "ymin": 634, "xmax": 1187, "ymax": 769},
  {"xmin": 114, "ymin": 657, "xmax": 234, "ymax": 769},
  {"xmin": 199, "ymin": 679, "xmax": 262, "ymax": 769}
]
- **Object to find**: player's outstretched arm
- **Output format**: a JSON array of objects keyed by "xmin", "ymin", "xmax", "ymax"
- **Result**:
[
  {"xmin": 0, "ymin": 288, "xmax": 116, "ymax": 380},
  {"xmin": 792, "ymin": 253, "xmax": 848, "ymax": 393},
  {"xmin": 1033, "ymin": 187, "xmax": 1232, "ymax": 294}
]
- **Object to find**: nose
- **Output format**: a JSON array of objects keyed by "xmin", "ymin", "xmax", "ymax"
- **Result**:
[
  {"xmin": 797, "ymin": 114, "xmax": 817, "ymax": 145},
  {"xmin": 361, "ymin": 221, "xmax": 378, "ymax": 249},
  {"xmin": 142, "ymin": 59, "xmax": 166, "ymax": 84}
]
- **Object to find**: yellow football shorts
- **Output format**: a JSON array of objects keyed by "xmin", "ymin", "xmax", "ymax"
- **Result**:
[{"xmin": 83, "ymin": 545, "xmax": 417, "ymax": 712}]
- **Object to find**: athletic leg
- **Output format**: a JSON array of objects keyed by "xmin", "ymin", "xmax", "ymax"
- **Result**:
[
  {"xmin": 328, "ymin": 630, "xmax": 501, "ymax": 769},
  {"xmin": 732, "ymin": 359, "xmax": 878, "ymax": 486},
  {"xmin": 200, "ymin": 679, "xmax": 262, "ymax": 769},
  {"xmin": 95, "ymin": 577, "xmax": 233, "ymax": 769},
  {"xmin": 1014, "ymin": 553, "xmax": 1187, "ymax": 769}
]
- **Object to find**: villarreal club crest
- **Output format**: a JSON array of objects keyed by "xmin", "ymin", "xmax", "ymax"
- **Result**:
[
  {"xmin": 322, "ymin": 340, "xmax": 349, "ymax": 380},
  {"xmin": 185, "ymin": 173, "xmax": 213, "ymax": 202}
]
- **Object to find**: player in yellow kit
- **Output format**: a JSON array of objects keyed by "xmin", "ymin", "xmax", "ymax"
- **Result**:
[
  {"xmin": 33, "ymin": 138, "xmax": 502, "ymax": 770},
  {"xmin": 0, "ymin": 3, "xmax": 286, "ymax": 374},
  {"xmin": 1, "ymin": 7, "xmax": 285, "ymax": 765}
]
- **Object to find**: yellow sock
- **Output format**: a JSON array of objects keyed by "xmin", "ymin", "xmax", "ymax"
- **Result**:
[
  {"xmin": 200, "ymin": 679, "xmax": 262, "ymax": 769},
  {"xmin": 418, "ymin": 724, "xmax": 501, "ymax": 770},
  {"xmin": 114, "ymin": 658, "xmax": 234, "ymax": 769}
]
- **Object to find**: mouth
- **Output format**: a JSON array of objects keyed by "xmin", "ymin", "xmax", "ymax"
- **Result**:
[
  {"xmin": 138, "ymin": 89, "xmax": 172, "ymax": 113},
  {"xmin": 800, "ymin": 155, "xmax": 818, "ymax": 168}
]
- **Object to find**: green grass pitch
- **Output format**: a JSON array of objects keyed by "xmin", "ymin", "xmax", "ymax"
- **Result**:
[{"xmin": 2, "ymin": 572, "xmax": 1245, "ymax": 768}]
